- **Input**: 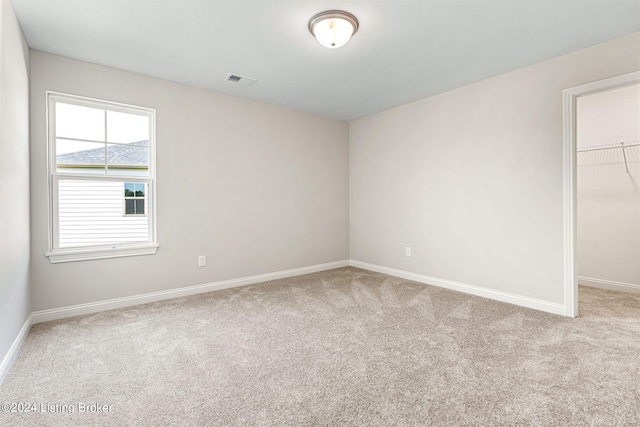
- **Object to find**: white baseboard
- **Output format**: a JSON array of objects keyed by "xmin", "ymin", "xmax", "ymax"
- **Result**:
[
  {"xmin": 0, "ymin": 314, "xmax": 32, "ymax": 386},
  {"xmin": 578, "ymin": 276, "xmax": 640, "ymax": 295},
  {"xmin": 349, "ymin": 260, "xmax": 567, "ymax": 316},
  {"xmin": 32, "ymin": 260, "xmax": 350, "ymax": 324}
]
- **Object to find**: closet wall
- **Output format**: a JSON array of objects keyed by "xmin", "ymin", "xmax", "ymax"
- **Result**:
[{"xmin": 577, "ymin": 83, "xmax": 640, "ymax": 292}]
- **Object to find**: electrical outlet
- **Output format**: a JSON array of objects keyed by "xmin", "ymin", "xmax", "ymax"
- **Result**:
[
  {"xmin": 198, "ymin": 255, "xmax": 207, "ymax": 267},
  {"xmin": 405, "ymin": 247, "xmax": 411, "ymax": 257}
]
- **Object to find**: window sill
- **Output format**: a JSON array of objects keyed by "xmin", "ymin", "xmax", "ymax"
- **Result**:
[{"xmin": 46, "ymin": 244, "xmax": 159, "ymax": 264}]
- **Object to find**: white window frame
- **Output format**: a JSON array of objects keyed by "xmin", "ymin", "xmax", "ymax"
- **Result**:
[{"xmin": 46, "ymin": 92, "xmax": 158, "ymax": 263}]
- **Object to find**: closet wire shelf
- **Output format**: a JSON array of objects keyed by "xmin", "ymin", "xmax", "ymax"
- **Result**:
[{"xmin": 577, "ymin": 140, "xmax": 640, "ymax": 172}]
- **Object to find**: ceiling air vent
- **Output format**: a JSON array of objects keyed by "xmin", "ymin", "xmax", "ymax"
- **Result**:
[{"xmin": 225, "ymin": 73, "xmax": 257, "ymax": 87}]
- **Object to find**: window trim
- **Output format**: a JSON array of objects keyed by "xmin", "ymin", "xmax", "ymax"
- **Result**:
[{"xmin": 46, "ymin": 91, "xmax": 158, "ymax": 263}]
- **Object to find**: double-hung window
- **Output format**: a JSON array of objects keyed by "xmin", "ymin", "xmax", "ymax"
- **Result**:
[{"xmin": 46, "ymin": 92, "xmax": 157, "ymax": 263}]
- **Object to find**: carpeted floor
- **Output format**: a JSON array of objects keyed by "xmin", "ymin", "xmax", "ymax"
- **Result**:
[{"xmin": 1, "ymin": 267, "xmax": 639, "ymax": 426}]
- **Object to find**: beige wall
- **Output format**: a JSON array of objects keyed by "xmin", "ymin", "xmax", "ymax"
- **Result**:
[
  {"xmin": 577, "ymin": 83, "xmax": 640, "ymax": 148},
  {"xmin": 577, "ymin": 84, "xmax": 640, "ymax": 288},
  {"xmin": 0, "ymin": 0, "xmax": 30, "ymax": 372},
  {"xmin": 29, "ymin": 50, "xmax": 349, "ymax": 311},
  {"xmin": 349, "ymin": 33, "xmax": 640, "ymax": 306}
]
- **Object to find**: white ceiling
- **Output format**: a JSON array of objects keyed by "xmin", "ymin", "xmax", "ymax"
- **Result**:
[{"xmin": 11, "ymin": 0, "xmax": 640, "ymax": 121}]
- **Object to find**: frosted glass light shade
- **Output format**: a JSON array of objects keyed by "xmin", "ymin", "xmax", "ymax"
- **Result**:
[
  {"xmin": 309, "ymin": 11, "xmax": 359, "ymax": 49},
  {"xmin": 312, "ymin": 18, "xmax": 353, "ymax": 48}
]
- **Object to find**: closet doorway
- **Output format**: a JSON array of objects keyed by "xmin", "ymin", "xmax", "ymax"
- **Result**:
[
  {"xmin": 576, "ymin": 83, "xmax": 640, "ymax": 298},
  {"xmin": 563, "ymin": 71, "xmax": 640, "ymax": 317}
]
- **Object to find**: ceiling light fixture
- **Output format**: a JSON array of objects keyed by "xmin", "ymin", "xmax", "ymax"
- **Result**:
[{"xmin": 308, "ymin": 10, "xmax": 359, "ymax": 49}]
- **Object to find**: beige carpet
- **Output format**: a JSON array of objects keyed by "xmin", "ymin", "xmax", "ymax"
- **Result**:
[{"xmin": 1, "ymin": 267, "xmax": 639, "ymax": 426}]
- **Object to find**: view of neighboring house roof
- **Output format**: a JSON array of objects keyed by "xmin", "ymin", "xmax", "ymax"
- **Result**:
[{"xmin": 57, "ymin": 140, "xmax": 148, "ymax": 167}]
